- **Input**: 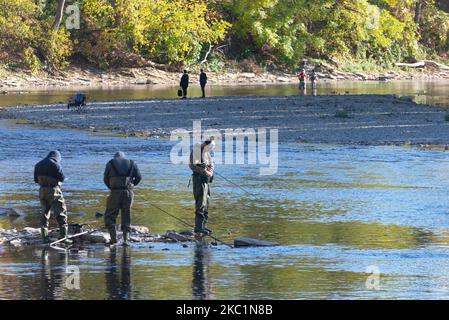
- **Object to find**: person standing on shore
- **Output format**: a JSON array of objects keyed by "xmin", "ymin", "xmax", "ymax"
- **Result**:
[
  {"xmin": 189, "ymin": 139, "xmax": 215, "ymax": 237},
  {"xmin": 34, "ymin": 150, "xmax": 71, "ymax": 244},
  {"xmin": 199, "ymin": 69, "xmax": 208, "ymax": 98},
  {"xmin": 297, "ymin": 69, "xmax": 307, "ymax": 90},
  {"xmin": 103, "ymin": 151, "xmax": 142, "ymax": 246},
  {"xmin": 180, "ymin": 70, "xmax": 189, "ymax": 99}
]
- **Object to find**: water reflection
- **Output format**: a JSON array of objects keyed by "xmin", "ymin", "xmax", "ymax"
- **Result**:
[
  {"xmin": 192, "ymin": 241, "xmax": 213, "ymax": 300},
  {"xmin": 38, "ymin": 249, "xmax": 68, "ymax": 300},
  {"xmin": 1, "ymin": 81, "xmax": 449, "ymax": 108},
  {"xmin": 2, "ymin": 117, "xmax": 449, "ymax": 298},
  {"xmin": 106, "ymin": 247, "xmax": 132, "ymax": 300}
]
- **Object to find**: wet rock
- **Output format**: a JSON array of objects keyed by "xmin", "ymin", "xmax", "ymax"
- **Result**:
[
  {"xmin": 9, "ymin": 239, "xmax": 22, "ymax": 247},
  {"xmin": 23, "ymin": 227, "xmax": 40, "ymax": 235},
  {"xmin": 179, "ymin": 230, "xmax": 195, "ymax": 237},
  {"xmin": 165, "ymin": 231, "xmax": 193, "ymax": 242},
  {"xmin": 233, "ymin": 237, "xmax": 279, "ymax": 247},
  {"xmin": 0, "ymin": 207, "xmax": 25, "ymax": 217},
  {"xmin": 81, "ymin": 231, "xmax": 111, "ymax": 243},
  {"xmin": 130, "ymin": 225, "xmax": 150, "ymax": 234},
  {"xmin": 129, "ymin": 235, "xmax": 143, "ymax": 243}
]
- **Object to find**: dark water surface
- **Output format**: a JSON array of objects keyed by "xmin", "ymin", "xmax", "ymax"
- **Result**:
[{"xmin": 1, "ymin": 116, "xmax": 449, "ymax": 299}]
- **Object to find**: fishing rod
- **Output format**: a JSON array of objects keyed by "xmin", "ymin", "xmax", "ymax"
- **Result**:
[
  {"xmin": 147, "ymin": 202, "xmax": 234, "ymax": 248},
  {"xmin": 49, "ymin": 229, "xmax": 99, "ymax": 247},
  {"xmin": 213, "ymin": 171, "xmax": 254, "ymax": 195}
]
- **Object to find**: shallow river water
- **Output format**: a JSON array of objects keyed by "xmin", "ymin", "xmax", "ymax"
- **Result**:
[{"xmin": 0, "ymin": 81, "xmax": 449, "ymax": 299}]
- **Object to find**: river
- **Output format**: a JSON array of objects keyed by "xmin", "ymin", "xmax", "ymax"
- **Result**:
[{"xmin": 0, "ymin": 81, "xmax": 449, "ymax": 299}]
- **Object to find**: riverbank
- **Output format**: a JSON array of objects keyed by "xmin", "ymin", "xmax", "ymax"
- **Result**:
[
  {"xmin": 1, "ymin": 65, "xmax": 449, "ymax": 90},
  {"xmin": 1, "ymin": 95, "xmax": 449, "ymax": 146}
]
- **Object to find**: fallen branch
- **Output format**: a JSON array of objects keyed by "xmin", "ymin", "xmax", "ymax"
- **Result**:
[
  {"xmin": 395, "ymin": 60, "xmax": 449, "ymax": 70},
  {"xmin": 200, "ymin": 44, "xmax": 213, "ymax": 64}
]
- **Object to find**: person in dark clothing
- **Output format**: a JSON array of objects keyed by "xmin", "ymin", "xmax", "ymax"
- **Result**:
[
  {"xmin": 34, "ymin": 150, "xmax": 70, "ymax": 244},
  {"xmin": 103, "ymin": 151, "xmax": 142, "ymax": 245},
  {"xmin": 199, "ymin": 69, "xmax": 208, "ymax": 98},
  {"xmin": 180, "ymin": 70, "xmax": 189, "ymax": 99},
  {"xmin": 67, "ymin": 93, "xmax": 86, "ymax": 110},
  {"xmin": 189, "ymin": 139, "xmax": 215, "ymax": 237}
]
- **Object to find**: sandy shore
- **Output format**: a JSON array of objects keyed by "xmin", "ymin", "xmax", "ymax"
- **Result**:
[{"xmin": 1, "ymin": 95, "xmax": 448, "ymax": 146}]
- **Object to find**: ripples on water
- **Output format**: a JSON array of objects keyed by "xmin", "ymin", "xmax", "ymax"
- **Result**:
[{"xmin": 1, "ymin": 81, "xmax": 449, "ymax": 299}]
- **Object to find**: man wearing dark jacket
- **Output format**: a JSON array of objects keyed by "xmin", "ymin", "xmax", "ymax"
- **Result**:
[
  {"xmin": 180, "ymin": 70, "xmax": 189, "ymax": 99},
  {"xmin": 104, "ymin": 151, "xmax": 142, "ymax": 245},
  {"xmin": 189, "ymin": 139, "xmax": 215, "ymax": 236},
  {"xmin": 199, "ymin": 69, "xmax": 208, "ymax": 98},
  {"xmin": 34, "ymin": 150, "xmax": 70, "ymax": 244}
]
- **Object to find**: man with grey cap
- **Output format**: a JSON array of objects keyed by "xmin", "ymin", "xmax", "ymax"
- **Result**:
[
  {"xmin": 189, "ymin": 138, "xmax": 215, "ymax": 237},
  {"xmin": 34, "ymin": 150, "xmax": 70, "ymax": 244},
  {"xmin": 103, "ymin": 151, "xmax": 142, "ymax": 245}
]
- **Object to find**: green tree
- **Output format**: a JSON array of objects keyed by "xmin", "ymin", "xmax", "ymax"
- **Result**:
[{"xmin": 79, "ymin": 0, "xmax": 230, "ymax": 68}]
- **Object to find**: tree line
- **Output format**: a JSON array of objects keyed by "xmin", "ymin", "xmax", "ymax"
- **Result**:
[{"xmin": 0, "ymin": 0, "xmax": 448, "ymax": 73}]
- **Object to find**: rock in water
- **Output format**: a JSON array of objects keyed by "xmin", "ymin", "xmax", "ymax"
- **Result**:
[
  {"xmin": 23, "ymin": 227, "xmax": 40, "ymax": 235},
  {"xmin": 0, "ymin": 207, "xmax": 25, "ymax": 217},
  {"xmin": 130, "ymin": 226, "xmax": 149, "ymax": 234},
  {"xmin": 81, "ymin": 231, "xmax": 110, "ymax": 243},
  {"xmin": 165, "ymin": 231, "xmax": 192, "ymax": 242},
  {"xmin": 233, "ymin": 237, "xmax": 279, "ymax": 247}
]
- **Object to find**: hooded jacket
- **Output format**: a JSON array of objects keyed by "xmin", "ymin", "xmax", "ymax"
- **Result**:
[
  {"xmin": 104, "ymin": 152, "xmax": 142, "ymax": 190},
  {"xmin": 34, "ymin": 151, "xmax": 65, "ymax": 185}
]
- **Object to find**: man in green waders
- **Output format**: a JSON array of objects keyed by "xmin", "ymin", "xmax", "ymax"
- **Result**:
[
  {"xmin": 104, "ymin": 151, "xmax": 142, "ymax": 245},
  {"xmin": 189, "ymin": 139, "xmax": 215, "ymax": 237},
  {"xmin": 34, "ymin": 150, "xmax": 71, "ymax": 244}
]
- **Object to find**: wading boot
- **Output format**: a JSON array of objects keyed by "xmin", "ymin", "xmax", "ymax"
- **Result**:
[
  {"xmin": 123, "ymin": 231, "xmax": 129, "ymax": 247},
  {"xmin": 108, "ymin": 226, "xmax": 117, "ymax": 245},
  {"xmin": 59, "ymin": 226, "xmax": 73, "ymax": 245},
  {"xmin": 41, "ymin": 227, "xmax": 50, "ymax": 244}
]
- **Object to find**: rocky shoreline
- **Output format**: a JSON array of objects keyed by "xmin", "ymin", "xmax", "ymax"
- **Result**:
[
  {"xmin": 1, "ymin": 94, "xmax": 449, "ymax": 146},
  {"xmin": 1, "ymin": 65, "xmax": 449, "ymax": 90}
]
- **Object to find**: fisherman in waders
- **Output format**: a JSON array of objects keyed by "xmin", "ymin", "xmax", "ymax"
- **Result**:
[
  {"xmin": 310, "ymin": 69, "xmax": 318, "ymax": 89},
  {"xmin": 180, "ymin": 70, "xmax": 189, "ymax": 99},
  {"xmin": 297, "ymin": 69, "xmax": 307, "ymax": 90},
  {"xmin": 103, "ymin": 152, "xmax": 142, "ymax": 246},
  {"xmin": 199, "ymin": 69, "xmax": 208, "ymax": 98},
  {"xmin": 34, "ymin": 150, "xmax": 71, "ymax": 244},
  {"xmin": 189, "ymin": 139, "xmax": 215, "ymax": 238}
]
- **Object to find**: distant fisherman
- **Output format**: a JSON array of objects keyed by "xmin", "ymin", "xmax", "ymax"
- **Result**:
[
  {"xmin": 104, "ymin": 152, "xmax": 142, "ymax": 245},
  {"xmin": 180, "ymin": 70, "xmax": 190, "ymax": 99},
  {"xmin": 34, "ymin": 150, "xmax": 71, "ymax": 244},
  {"xmin": 199, "ymin": 69, "xmax": 208, "ymax": 98},
  {"xmin": 189, "ymin": 139, "xmax": 215, "ymax": 237},
  {"xmin": 310, "ymin": 69, "xmax": 317, "ymax": 89},
  {"xmin": 297, "ymin": 68, "xmax": 307, "ymax": 90}
]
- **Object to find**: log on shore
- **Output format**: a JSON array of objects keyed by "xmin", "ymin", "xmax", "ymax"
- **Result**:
[{"xmin": 395, "ymin": 60, "xmax": 449, "ymax": 70}]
